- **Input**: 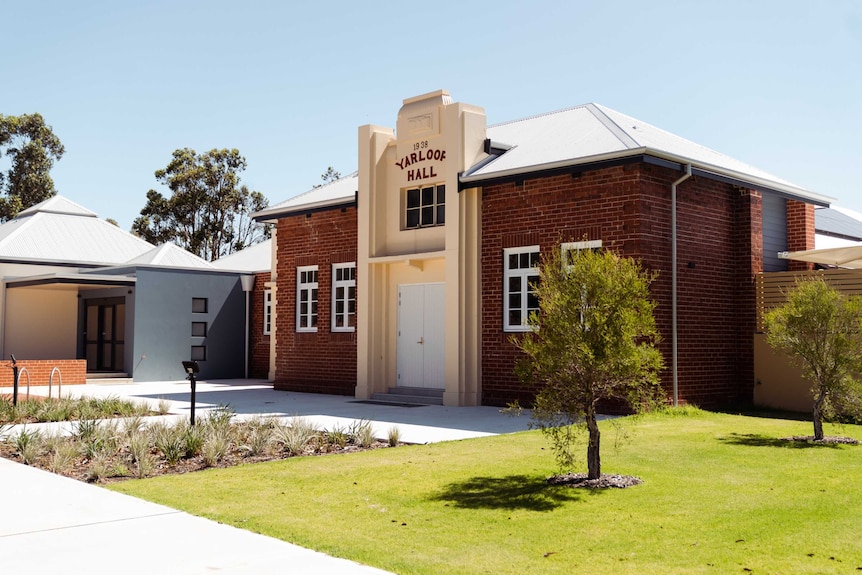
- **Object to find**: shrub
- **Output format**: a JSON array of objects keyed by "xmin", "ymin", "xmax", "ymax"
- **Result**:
[
  {"xmin": 352, "ymin": 419, "xmax": 376, "ymax": 448},
  {"xmin": 182, "ymin": 423, "xmax": 205, "ymax": 458},
  {"xmin": 387, "ymin": 426, "xmax": 401, "ymax": 447},
  {"xmin": 152, "ymin": 422, "xmax": 185, "ymax": 465},
  {"xmin": 49, "ymin": 442, "xmax": 79, "ymax": 474},
  {"xmin": 327, "ymin": 423, "xmax": 349, "ymax": 449},
  {"xmin": 12, "ymin": 427, "xmax": 42, "ymax": 465},
  {"xmin": 202, "ymin": 428, "xmax": 231, "ymax": 467},
  {"xmin": 239, "ymin": 416, "xmax": 275, "ymax": 457},
  {"xmin": 274, "ymin": 417, "xmax": 318, "ymax": 455}
]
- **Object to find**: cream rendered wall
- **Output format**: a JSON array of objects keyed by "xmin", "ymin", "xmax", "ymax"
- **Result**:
[
  {"xmin": 5, "ymin": 287, "xmax": 78, "ymax": 359},
  {"xmin": 0, "ymin": 262, "xmax": 74, "ymax": 358},
  {"xmin": 357, "ymin": 90, "xmax": 487, "ymax": 405}
]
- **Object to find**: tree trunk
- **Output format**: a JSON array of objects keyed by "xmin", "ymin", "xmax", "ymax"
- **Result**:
[
  {"xmin": 586, "ymin": 404, "xmax": 601, "ymax": 480},
  {"xmin": 813, "ymin": 388, "xmax": 826, "ymax": 441}
]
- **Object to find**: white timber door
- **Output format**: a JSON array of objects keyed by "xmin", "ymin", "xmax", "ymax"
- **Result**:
[{"xmin": 397, "ymin": 283, "xmax": 445, "ymax": 389}]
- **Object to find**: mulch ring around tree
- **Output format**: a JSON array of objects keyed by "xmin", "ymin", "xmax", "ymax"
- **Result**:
[
  {"xmin": 780, "ymin": 435, "xmax": 859, "ymax": 445},
  {"xmin": 547, "ymin": 473, "xmax": 643, "ymax": 489}
]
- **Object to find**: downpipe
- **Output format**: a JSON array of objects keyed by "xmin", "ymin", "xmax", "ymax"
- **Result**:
[{"xmin": 672, "ymin": 164, "xmax": 692, "ymax": 406}]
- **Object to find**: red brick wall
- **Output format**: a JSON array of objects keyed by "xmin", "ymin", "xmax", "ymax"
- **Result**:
[
  {"xmin": 249, "ymin": 271, "xmax": 272, "ymax": 379},
  {"xmin": 273, "ymin": 206, "xmax": 358, "ymax": 395},
  {"xmin": 0, "ymin": 359, "xmax": 86, "ymax": 388},
  {"xmin": 787, "ymin": 200, "xmax": 815, "ymax": 271},
  {"xmin": 480, "ymin": 164, "xmax": 763, "ymax": 408}
]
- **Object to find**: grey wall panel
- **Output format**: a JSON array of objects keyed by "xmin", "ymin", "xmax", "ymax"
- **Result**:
[
  {"xmin": 762, "ymin": 193, "xmax": 788, "ymax": 272},
  {"xmin": 131, "ymin": 269, "xmax": 245, "ymax": 382}
]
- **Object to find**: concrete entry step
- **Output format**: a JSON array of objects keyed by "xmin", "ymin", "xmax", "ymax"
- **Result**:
[
  {"xmin": 370, "ymin": 387, "xmax": 444, "ymax": 406},
  {"xmin": 86, "ymin": 372, "xmax": 133, "ymax": 385}
]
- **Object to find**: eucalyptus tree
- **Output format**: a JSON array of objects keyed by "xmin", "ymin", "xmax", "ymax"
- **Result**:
[
  {"xmin": 133, "ymin": 148, "xmax": 269, "ymax": 261},
  {"xmin": 0, "ymin": 113, "xmax": 65, "ymax": 220}
]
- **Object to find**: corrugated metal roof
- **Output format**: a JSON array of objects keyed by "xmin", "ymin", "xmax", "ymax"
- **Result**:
[
  {"xmin": 464, "ymin": 103, "xmax": 831, "ymax": 205},
  {"xmin": 816, "ymin": 206, "xmax": 862, "ymax": 241},
  {"xmin": 125, "ymin": 243, "xmax": 215, "ymax": 269},
  {"xmin": 253, "ymin": 172, "xmax": 358, "ymax": 221},
  {"xmin": 211, "ymin": 239, "xmax": 272, "ymax": 272},
  {"xmin": 0, "ymin": 195, "xmax": 155, "ymax": 265},
  {"xmin": 261, "ymin": 101, "xmax": 833, "ymax": 215}
]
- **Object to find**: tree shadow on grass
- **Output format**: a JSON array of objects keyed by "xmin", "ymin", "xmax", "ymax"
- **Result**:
[
  {"xmin": 717, "ymin": 433, "xmax": 844, "ymax": 449},
  {"xmin": 428, "ymin": 474, "xmax": 585, "ymax": 511}
]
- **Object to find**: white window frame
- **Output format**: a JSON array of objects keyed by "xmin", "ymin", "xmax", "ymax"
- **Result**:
[
  {"xmin": 263, "ymin": 289, "xmax": 272, "ymax": 335},
  {"xmin": 561, "ymin": 240, "xmax": 603, "ymax": 269},
  {"xmin": 503, "ymin": 245, "xmax": 540, "ymax": 332},
  {"xmin": 296, "ymin": 266, "xmax": 318, "ymax": 332},
  {"xmin": 331, "ymin": 262, "xmax": 356, "ymax": 332}
]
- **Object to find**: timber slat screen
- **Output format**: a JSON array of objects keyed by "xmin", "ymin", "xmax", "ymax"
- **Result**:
[{"xmin": 756, "ymin": 269, "xmax": 862, "ymax": 332}]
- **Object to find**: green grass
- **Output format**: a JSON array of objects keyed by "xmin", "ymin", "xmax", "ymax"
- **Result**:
[{"xmin": 109, "ymin": 411, "xmax": 862, "ymax": 574}]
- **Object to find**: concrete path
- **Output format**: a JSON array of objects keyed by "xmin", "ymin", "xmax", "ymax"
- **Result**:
[{"xmin": 0, "ymin": 379, "xmax": 533, "ymax": 574}]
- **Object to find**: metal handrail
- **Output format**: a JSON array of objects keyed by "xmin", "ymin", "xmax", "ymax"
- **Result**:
[{"xmin": 49, "ymin": 367, "xmax": 62, "ymax": 400}]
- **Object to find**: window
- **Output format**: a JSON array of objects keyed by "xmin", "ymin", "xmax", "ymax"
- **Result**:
[
  {"xmin": 263, "ymin": 289, "xmax": 272, "ymax": 335},
  {"xmin": 192, "ymin": 298, "xmax": 208, "ymax": 313},
  {"xmin": 504, "ymin": 246, "xmax": 540, "ymax": 332},
  {"xmin": 561, "ymin": 240, "xmax": 602, "ymax": 268},
  {"xmin": 332, "ymin": 263, "xmax": 356, "ymax": 332},
  {"xmin": 191, "ymin": 322, "xmax": 207, "ymax": 337},
  {"xmin": 405, "ymin": 184, "xmax": 445, "ymax": 229},
  {"xmin": 191, "ymin": 345, "xmax": 207, "ymax": 361},
  {"xmin": 296, "ymin": 266, "xmax": 318, "ymax": 332}
]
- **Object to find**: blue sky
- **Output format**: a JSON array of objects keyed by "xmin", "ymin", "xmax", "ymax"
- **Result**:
[{"xmin": 3, "ymin": 0, "xmax": 861, "ymax": 230}]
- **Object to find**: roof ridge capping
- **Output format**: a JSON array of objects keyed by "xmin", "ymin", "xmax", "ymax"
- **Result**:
[
  {"xmin": 487, "ymin": 103, "xmax": 594, "ymax": 129},
  {"xmin": 16, "ymin": 194, "xmax": 98, "ymax": 219},
  {"xmin": 584, "ymin": 103, "xmax": 640, "ymax": 150}
]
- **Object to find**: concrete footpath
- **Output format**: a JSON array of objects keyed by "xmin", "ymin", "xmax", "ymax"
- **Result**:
[{"xmin": 0, "ymin": 379, "xmax": 532, "ymax": 574}]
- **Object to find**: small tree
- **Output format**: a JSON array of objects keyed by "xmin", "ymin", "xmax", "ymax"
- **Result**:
[
  {"xmin": 763, "ymin": 277, "xmax": 862, "ymax": 440},
  {"xmin": 514, "ymin": 246, "xmax": 664, "ymax": 479}
]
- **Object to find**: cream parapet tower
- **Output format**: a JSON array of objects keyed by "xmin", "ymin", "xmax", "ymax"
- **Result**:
[{"xmin": 356, "ymin": 90, "xmax": 487, "ymax": 406}]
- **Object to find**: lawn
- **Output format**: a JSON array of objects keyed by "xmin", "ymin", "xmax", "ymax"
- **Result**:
[{"xmin": 109, "ymin": 410, "xmax": 862, "ymax": 574}]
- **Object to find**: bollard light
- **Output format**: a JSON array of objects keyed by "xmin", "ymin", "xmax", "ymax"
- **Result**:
[{"xmin": 182, "ymin": 360, "xmax": 200, "ymax": 426}]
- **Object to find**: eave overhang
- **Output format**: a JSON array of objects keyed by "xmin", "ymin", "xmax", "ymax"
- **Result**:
[
  {"xmin": 459, "ymin": 148, "xmax": 834, "ymax": 207},
  {"xmin": 252, "ymin": 193, "xmax": 358, "ymax": 223},
  {"xmin": 4, "ymin": 273, "xmax": 137, "ymax": 290}
]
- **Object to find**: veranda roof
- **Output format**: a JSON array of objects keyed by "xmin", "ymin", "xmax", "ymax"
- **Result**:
[{"xmin": 780, "ymin": 245, "xmax": 862, "ymax": 269}]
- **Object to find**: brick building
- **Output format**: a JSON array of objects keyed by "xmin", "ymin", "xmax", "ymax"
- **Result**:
[{"xmin": 254, "ymin": 90, "xmax": 832, "ymax": 408}]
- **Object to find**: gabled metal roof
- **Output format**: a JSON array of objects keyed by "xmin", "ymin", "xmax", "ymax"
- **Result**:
[
  {"xmin": 0, "ymin": 196, "xmax": 155, "ymax": 265},
  {"xmin": 125, "ymin": 243, "xmax": 215, "ymax": 269},
  {"xmin": 253, "ymin": 172, "xmax": 358, "ymax": 221},
  {"xmin": 261, "ymin": 102, "xmax": 833, "ymax": 216},
  {"xmin": 462, "ymin": 103, "xmax": 832, "ymax": 206},
  {"xmin": 211, "ymin": 239, "xmax": 272, "ymax": 272}
]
